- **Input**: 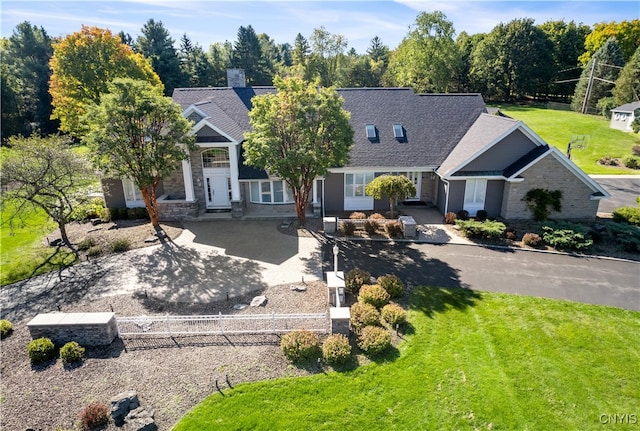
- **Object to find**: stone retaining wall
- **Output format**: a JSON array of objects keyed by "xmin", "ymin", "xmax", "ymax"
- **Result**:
[
  {"xmin": 157, "ymin": 198, "xmax": 200, "ymax": 221},
  {"xmin": 27, "ymin": 312, "xmax": 118, "ymax": 346}
]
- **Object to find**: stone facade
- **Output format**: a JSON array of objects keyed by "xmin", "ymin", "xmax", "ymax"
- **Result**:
[
  {"xmin": 27, "ymin": 312, "xmax": 118, "ymax": 346},
  {"xmin": 157, "ymin": 198, "xmax": 200, "ymax": 221},
  {"xmin": 501, "ymin": 154, "xmax": 600, "ymax": 220}
]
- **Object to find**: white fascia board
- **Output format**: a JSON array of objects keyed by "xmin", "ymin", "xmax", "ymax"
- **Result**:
[
  {"xmin": 191, "ymin": 120, "xmax": 238, "ymax": 146},
  {"xmin": 182, "ymin": 105, "xmax": 209, "ymax": 120},
  {"xmin": 443, "ymin": 175, "xmax": 508, "ymax": 181},
  {"xmin": 328, "ymin": 166, "xmax": 437, "ymax": 173}
]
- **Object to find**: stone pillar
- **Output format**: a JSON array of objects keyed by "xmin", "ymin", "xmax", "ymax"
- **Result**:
[
  {"xmin": 323, "ymin": 216, "xmax": 337, "ymax": 233},
  {"xmin": 330, "ymin": 307, "xmax": 350, "ymax": 336},
  {"xmin": 399, "ymin": 215, "xmax": 417, "ymax": 238},
  {"xmin": 27, "ymin": 312, "xmax": 118, "ymax": 346},
  {"xmin": 231, "ymin": 199, "xmax": 244, "ymax": 218}
]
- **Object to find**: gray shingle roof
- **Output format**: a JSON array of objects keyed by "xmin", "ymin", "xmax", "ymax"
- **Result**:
[
  {"xmin": 437, "ymin": 114, "xmax": 521, "ymax": 177},
  {"xmin": 612, "ymin": 101, "xmax": 640, "ymax": 113},
  {"xmin": 172, "ymin": 87, "xmax": 487, "ymax": 169}
]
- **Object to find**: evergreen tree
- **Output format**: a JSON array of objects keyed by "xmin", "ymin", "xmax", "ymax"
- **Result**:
[
  {"xmin": 367, "ymin": 36, "xmax": 389, "ymax": 64},
  {"xmin": 232, "ymin": 25, "xmax": 271, "ymax": 85},
  {"xmin": 208, "ymin": 42, "xmax": 233, "ymax": 86},
  {"xmin": 180, "ymin": 34, "xmax": 215, "ymax": 87},
  {"xmin": 613, "ymin": 46, "xmax": 640, "ymax": 105},
  {"xmin": 572, "ymin": 38, "xmax": 625, "ymax": 113},
  {"xmin": 136, "ymin": 19, "xmax": 185, "ymax": 95},
  {"xmin": 292, "ymin": 33, "xmax": 310, "ymax": 66}
]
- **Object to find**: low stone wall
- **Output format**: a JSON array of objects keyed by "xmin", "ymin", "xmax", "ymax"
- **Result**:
[
  {"xmin": 157, "ymin": 197, "xmax": 200, "ymax": 221},
  {"xmin": 27, "ymin": 312, "xmax": 118, "ymax": 346}
]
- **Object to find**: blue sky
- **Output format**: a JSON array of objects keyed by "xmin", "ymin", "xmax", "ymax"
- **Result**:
[{"xmin": 1, "ymin": 1, "xmax": 638, "ymax": 53}]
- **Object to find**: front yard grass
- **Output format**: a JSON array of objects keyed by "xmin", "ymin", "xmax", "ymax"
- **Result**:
[
  {"xmin": 0, "ymin": 200, "xmax": 76, "ymax": 286},
  {"xmin": 495, "ymin": 105, "xmax": 640, "ymax": 175},
  {"xmin": 173, "ymin": 287, "xmax": 639, "ymax": 430}
]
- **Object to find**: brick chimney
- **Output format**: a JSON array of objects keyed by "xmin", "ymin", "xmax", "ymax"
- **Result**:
[{"xmin": 227, "ymin": 69, "xmax": 246, "ymax": 88}]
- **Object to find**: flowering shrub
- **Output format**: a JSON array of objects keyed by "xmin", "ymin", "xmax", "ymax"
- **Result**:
[
  {"xmin": 358, "ymin": 326, "xmax": 391, "ymax": 356},
  {"xmin": 381, "ymin": 303, "xmax": 407, "ymax": 327},
  {"xmin": 322, "ymin": 334, "xmax": 352, "ymax": 365},
  {"xmin": 358, "ymin": 284, "xmax": 390, "ymax": 309},
  {"xmin": 350, "ymin": 302, "xmax": 381, "ymax": 333},
  {"xmin": 280, "ymin": 330, "xmax": 319, "ymax": 362},
  {"xmin": 377, "ymin": 274, "xmax": 404, "ymax": 298}
]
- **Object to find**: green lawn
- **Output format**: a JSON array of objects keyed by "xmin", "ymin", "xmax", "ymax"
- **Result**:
[
  {"xmin": 494, "ymin": 105, "xmax": 640, "ymax": 175},
  {"xmin": 173, "ymin": 288, "xmax": 639, "ymax": 430},
  {"xmin": 0, "ymin": 200, "xmax": 75, "ymax": 286}
]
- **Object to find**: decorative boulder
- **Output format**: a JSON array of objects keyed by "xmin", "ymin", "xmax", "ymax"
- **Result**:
[
  {"xmin": 250, "ymin": 295, "xmax": 267, "ymax": 307},
  {"xmin": 125, "ymin": 406, "xmax": 157, "ymax": 431},
  {"xmin": 110, "ymin": 390, "xmax": 140, "ymax": 426}
]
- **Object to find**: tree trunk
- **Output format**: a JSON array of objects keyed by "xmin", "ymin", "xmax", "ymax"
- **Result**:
[
  {"xmin": 57, "ymin": 219, "xmax": 77, "ymax": 254},
  {"xmin": 293, "ymin": 184, "xmax": 312, "ymax": 226},
  {"xmin": 140, "ymin": 182, "xmax": 161, "ymax": 230},
  {"xmin": 389, "ymin": 197, "xmax": 395, "ymax": 219}
]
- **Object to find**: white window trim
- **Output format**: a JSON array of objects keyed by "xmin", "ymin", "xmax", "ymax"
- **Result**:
[
  {"xmin": 249, "ymin": 180, "xmax": 295, "ymax": 204},
  {"xmin": 122, "ymin": 178, "xmax": 146, "ymax": 208},
  {"xmin": 344, "ymin": 172, "xmax": 374, "ymax": 211}
]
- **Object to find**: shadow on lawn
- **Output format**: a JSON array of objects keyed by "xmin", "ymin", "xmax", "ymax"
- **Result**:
[{"xmin": 409, "ymin": 286, "xmax": 482, "ymax": 319}]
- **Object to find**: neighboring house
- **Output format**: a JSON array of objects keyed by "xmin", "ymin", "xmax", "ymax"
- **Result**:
[
  {"xmin": 102, "ymin": 70, "xmax": 609, "ymax": 221},
  {"xmin": 610, "ymin": 102, "xmax": 640, "ymax": 132}
]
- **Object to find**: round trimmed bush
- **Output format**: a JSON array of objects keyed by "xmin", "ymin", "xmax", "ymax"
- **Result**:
[
  {"xmin": 349, "ymin": 212, "xmax": 366, "ymax": 219},
  {"xmin": 0, "ymin": 319, "xmax": 13, "ymax": 339},
  {"xmin": 340, "ymin": 220, "xmax": 356, "ymax": 236},
  {"xmin": 384, "ymin": 221, "xmax": 403, "ymax": 238},
  {"xmin": 358, "ymin": 284, "xmax": 390, "ymax": 309},
  {"xmin": 377, "ymin": 274, "xmax": 404, "ymax": 298},
  {"xmin": 369, "ymin": 213, "xmax": 385, "ymax": 220},
  {"xmin": 78, "ymin": 402, "xmax": 109, "ymax": 430},
  {"xmin": 381, "ymin": 303, "xmax": 407, "ymax": 327},
  {"xmin": 522, "ymin": 232, "xmax": 542, "ymax": 247},
  {"xmin": 280, "ymin": 330, "xmax": 319, "ymax": 363},
  {"xmin": 444, "ymin": 212, "xmax": 457, "ymax": 224},
  {"xmin": 27, "ymin": 337, "xmax": 56, "ymax": 364},
  {"xmin": 345, "ymin": 268, "xmax": 371, "ymax": 295},
  {"xmin": 322, "ymin": 334, "xmax": 352, "ymax": 365},
  {"xmin": 350, "ymin": 302, "xmax": 381, "ymax": 333},
  {"xmin": 60, "ymin": 341, "xmax": 85, "ymax": 364},
  {"xmin": 358, "ymin": 326, "xmax": 391, "ymax": 356}
]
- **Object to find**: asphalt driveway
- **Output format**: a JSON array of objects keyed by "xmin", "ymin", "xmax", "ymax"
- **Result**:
[
  {"xmin": 325, "ymin": 241, "xmax": 640, "ymax": 311},
  {"xmin": 594, "ymin": 175, "xmax": 640, "ymax": 213}
]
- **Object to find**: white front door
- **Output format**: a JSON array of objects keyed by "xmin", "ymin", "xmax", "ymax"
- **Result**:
[
  {"xmin": 404, "ymin": 172, "xmax": 421, "ymax": 200},
  {"xmin": 463, "ymin": 179, "xmax": 487, "ymax": 216},
  {"xmin": 204, "ymin": 173, "xmax": 231, "ymax": 208}
]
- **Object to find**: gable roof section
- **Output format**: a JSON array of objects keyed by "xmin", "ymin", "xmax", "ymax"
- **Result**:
[
  {"xmin": 173, "ymin": 87, "xmax": 487, "ymax": 170},
  {"xmin": 612, "ymin": 101, "xmax": 640, "ymax": 113},
  {"xmin": 437, "ymin": 114, "xmax": 527, "ymax": 178}
]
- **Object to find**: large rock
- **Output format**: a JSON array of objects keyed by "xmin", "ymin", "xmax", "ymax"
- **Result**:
[
  {"xmin": 125, "ymin": 406, "xmax": 157, "ymax": 431},
  {"xmin": 250, "ymin": 295, "xmax": 267, "ymax": 307},
  {"xmin": 110, "ymin": 390, "xmax": 140, "ymax": 426}
]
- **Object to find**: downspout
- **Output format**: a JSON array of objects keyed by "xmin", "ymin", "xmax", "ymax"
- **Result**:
[
  {"xmin": 441, "ymin": 176, "xmax": 450, "ymax": 215},
  {"xmin": 322, "ymin": 177, "xmax": 326, "ymax": 218}
]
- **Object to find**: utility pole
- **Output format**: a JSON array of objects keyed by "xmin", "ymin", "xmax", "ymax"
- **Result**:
[{"xmin": 581, "ymin": 60, "xmax": 596, "ymax": 114}]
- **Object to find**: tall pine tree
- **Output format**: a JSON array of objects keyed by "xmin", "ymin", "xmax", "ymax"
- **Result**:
[
  {"xmin": 613, "ymin": 46, "xmax": 640, "ymax": 105},
  {"xmin": 136, "ymin": 19, "xmax": 185, "ymax": 95}
]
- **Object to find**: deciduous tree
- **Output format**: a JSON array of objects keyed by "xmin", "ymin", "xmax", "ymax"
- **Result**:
[
  {"xmin": 0, "ymin": 135, "xmax": 96, "ymax": 250},
  {"xmin": 579, "ymin": 19, "xmax": 640, "ymax": 65},
  {"xmin": 365, "ymin": 175, "xmax": 416, "ymax": 219},
  {"xmin": 244, "ymin": 74, "xmax": 353, "ymax": 224},
  {"xmin": 49, "ymin": 26, "xmax": 161, "ymax": 135},
  {"xmin": 81, "ymin": 78, "xmax": 195, "ymax": 229}
]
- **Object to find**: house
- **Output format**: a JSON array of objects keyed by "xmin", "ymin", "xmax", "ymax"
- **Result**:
[
  {"xmin": 610, "ymin": 102, "xmax": 640, "ymax": 132},
  {"xmin": 102, "ymin": 70, "xmax": 609, "ymax": 221}
]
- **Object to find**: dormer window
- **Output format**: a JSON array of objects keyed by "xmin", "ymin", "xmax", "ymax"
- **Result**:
[
  {"xmin": 393, "ymin": 124, "xmax": 405, "ymax": 140},
  {"xmin": 366, "ymin": 124, "xmax": 377, "ymax": 141}
]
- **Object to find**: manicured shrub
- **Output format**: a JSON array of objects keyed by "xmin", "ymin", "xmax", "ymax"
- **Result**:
[
  {"xmin": 340, "ymin": 220, "xmax": 356, "ymax": 236},
  {"xmin": 358, "ymin": 325, "xmax": 391, "ymax": 356},
  {"xmin": 322, "ymin": 334, "xmax": 352, "ymax": 365},
  {"xmin": 78, "ymin": 402, "xmax": 109, "ymax": 430},
  {"xmin": 0, "ymin": 319, "xmax": 13, "ymax": 339},
  {"xmin": 77, "ymin": 237, "xmax": 96, "ymax": 251},
  {"xmin": 612, "ymin": 206, "xmax": 640, "ymax": 226},
  {"xmin": 457, "ymin": 209, "xmax": 469, "ymax": 221},
  {"xmin": 27, "ymin": 337, "xmax": 56, "ymax": 364},
  {"xmin": 377, "ymin": 274, "xmax": 404, "ymax": 298},
  {"xmin": 85, "ymin": 246, "xmax": 103, "ymax": 257},
  {"xmin": 345, "ymin": 268, "xmax": 371, "ymax": 295},
  {"xmin": 541, "ymin": 223, "xmax": 593, "ymax": 251},
  {"xmin": 349, "ymin": 212, "xmax": 366, "ymax": 219},
  {"xmin": 381, "ymin": 303, "xmax": 407, "ymax": 327},
  {"xmin": 59, "ymin": 341, "xmax": 85, "ymax": 364},
  {"xmin": 505, "ymin": 227, "xmax": 517, "ymax": 240},
  {"xmin": 455, "ymin": 219, "xmax": 506, "ymax": 239},
  {"xmin": 522, "ymin": 232, "xmax": 542, "ymax": 247},
  {"xmin": 350, "ymin": 302, "xmax": 381, "ymax": 332},
  {"xmin": 358, "ymin": 284, "xmax": 390, "ymax": 309},
  {"xmin": 369, "ymin": 213, "xmax": 385, "ymax": 220},
  {"xmin": 598, "ymin": 156, "xmax": 619, "ymax": 166},
  {"xmin": 475, "ymin": 210, "xmax": 488, "ymax": 221},
  {"xmin": 363, "ymin": 220, "xmax": 379, "ymax": 235},
  {"xmin": 607, "ymin": 222, "xmax": 640, "ymax": 253},
  {"xmin": 623, "ymin": 155, "xmax": 639, "ymax": 169},
  {"xmin": 384, "ymin": 220, "xmax": 403, "ymax": 238},
  {"xmin": 444, "ymin": 212, "xmax": 457, "ymax": 224},
  {"xmin": 109, "ymin": 238, "xmax": 131, "ymax": 253},
  {"xmin": 280, "ymin": 330, "xmax": 319, "ymax": 362}
]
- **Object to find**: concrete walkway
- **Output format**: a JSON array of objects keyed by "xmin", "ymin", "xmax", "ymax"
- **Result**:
[{"xmin": 397, "ymin": 206, "xmax": 473, "ymax": 245}]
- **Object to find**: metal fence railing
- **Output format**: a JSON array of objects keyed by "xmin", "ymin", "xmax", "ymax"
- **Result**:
[{"xmin": 116, "ymin": 312, "xmax": 329, "ymax": 337}]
